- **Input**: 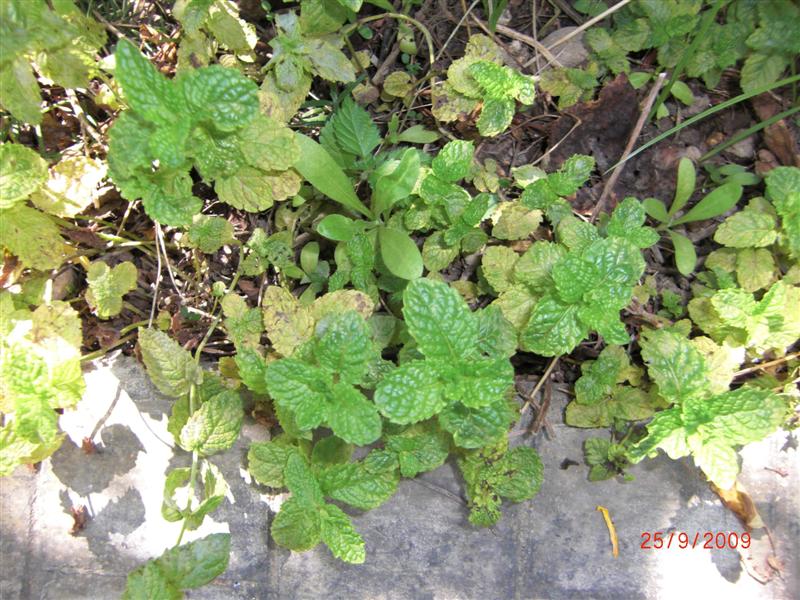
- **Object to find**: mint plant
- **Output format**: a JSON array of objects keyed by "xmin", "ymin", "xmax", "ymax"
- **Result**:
[
  {"xmin": 173, "ymin": 0, "xmax": 257, "ymax": 70},
  {"xmin": 432, "ymin": 34, "xmax": 536, "ymax": 136},
  {"xmin": 109, "ymin": 39, "xmax": 301, "ymax": 226},
  {"xmin": 374, "ymin": 278, "xmax": 517, "ymax": 448},
  {"xmin": 0, "ymin": 0, "xmax": 106, "ymax": 124},
  {"xmin": 0, "ymin": 294, "xmax": 85, "ymax": 475},
  {"xmin": 264, "ymin": 311, "xmax": 383, "ymax": 445},
  {"xmin": 627, "ymin": 327, "xmax": 789, "ymax": 490},
  {"xmin": 457, "ymin": 437, "xmax": 543, "ymax": 526}
]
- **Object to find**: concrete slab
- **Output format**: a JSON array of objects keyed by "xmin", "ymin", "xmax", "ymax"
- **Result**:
[{"xmin": 1, "ymin": 355, "xmax": 797, "ymax": 599}]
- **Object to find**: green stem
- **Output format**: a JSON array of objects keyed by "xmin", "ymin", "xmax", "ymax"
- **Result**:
[
  {"xmin": 176, "ymin": 384, "xmax": 199, "ymax": 547},
  {"xmin": 80, "ymin": 332, "xmax": 138, "ymax": 363}
]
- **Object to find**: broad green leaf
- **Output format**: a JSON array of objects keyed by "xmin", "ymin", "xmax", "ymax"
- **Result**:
[
  {"xmin": 140, "ymin": 173, "xmax": 203, "ymax": 227},
  {"xmin": 639, "ymin": 328, "xmax": 708, "ymax": 404},
  {"xmin": 85, "ymin": 261, "xmax": 138, "ymax": 319},
  {"xmin": 520, "ymin": 296, "xmax": 587, "ymax": 356},
  {"xmin": 549, "ymin": 154, "xmax": 595, "ymax": 196},
  {"xmin": 476, "ymin": 97, "xmax": 515, "ymax": 137},
  {"xmin": 206, "ymin": 0, "xmax": 257, "ymax": 54},
  {"xmin": 668, "ymin": 230, "xmax": 697, "ymax": 275},
  {"xmin": 0, "ymin": 58, "xmax": 42, "ymax": 124},
  {"xmin": 327, "ymin": 384, "xmax": 381, "ymax": 445},
  {"xmin": 674, "ymin": 182, "xmax": 742, "ymax": 224},
  {"xmin": 182, "ymin": 65, "xmax": 258, "ymax": 131},
  {"xmin": 265, "ymin": 359, "xmax": 329, "ymax": 430},
  {"xmin": 248, "ymin": 439, "xmax": 299, "ymax": 487},
  {"xmin": 494, "ymin": 285, "xmax": 538, "ymax": 331},
  {"xmin": 438, "ymin": 399, "xmax": 513, "ymax": 448},
  {"xmin": 0, "ymin": 204, "xmax": 66, "ymax": 270},
  {"xmin": 314, "ymin": 311, "xmax": 373, "ymax": 385},
  {"xmin": 138, "ymin": 329, "xmax": 202, "ymax": 398},
  {"xmin": 311, "ymin": 436, "xmax": 353, "ymax": 466},
  {"xmin": 188, "ymin": 214, "xmax": 236, "ymax": 253},
  {"xmin": 740, "ymin": 52, "xmax": 789, "ymax": 93},
  {"xmin": 688, "ymin": 436, "xmax": 740, "ymax": 490},
  {"xmin": 156, "ymin": 533, "xmax": 231, "ymax": 589},
  {"xmin": 377, "ymin": 226, "xmax": 423, "ymax": 280},
  {"xmin": 384, "ymin": 421, "xmax": 450, "ymax": 477},
  {"xmin": 180, "ymin": 389, "xmax": 243, "ymax": 455},
  {"xmin": 402, "ymin": 278, "xmax": 478, "ymax": 360},
  {"xmin": 431, "ymin": 140, "xmax": 474, "ymax": 182},
  {"xmin": 285, "ymin": 452, "xmax": 324, "ymax": 505},
  {"xmin": 475, "ymin": 305, "xmax": 517, "ymax": 359},
  {"xmin": 123, "ymin": 562, "xmax": 180, "ymax": 600},
  {"xmin": 374, "ymin": 361, "xmax": 446, "ymax": 424},
  {"xmin": 320, "ymin": 504, "xmax": 365, "ymax": 564},
  {"xmin": 373, "ymin": 149, "xmax": 420, "ymax": 217},
  {"xmin": 329, "ymin": 98, "xmax": 380, "ymax": 159},
  {"xmin": 444, "ymin": 357, "xmax": 514, "ymax": 408},
  {"xmin": 0, "ymin": 144, "xmax": 48, "ymax": 208},
  {"xmin": 397, "ymin": 124, "xmax": 440, "ymax": 144},
  {"xmin": 294, "ymin": 134, "xmax": 371, "ymax": 218},
  {"xmin": 514, "ymin": 241, "xmax": 565, "ymax": 291},
  {"xmin": 306, "ymin": 39, "xmax": 356, "ymax": 83},
  {"xmin": 317, "ymin": 214, "xmax": 357, "ymax": 241},
  {"xmin": 643, "ymin": 197, "xmax": 668, "ymax": 222},
  {"xmin": 421, "ymin": 231, "xmax": 459, "ymax": 272},
  {"xmin": 271, "ymin": 496, "xmax": 322, "ymax": 551},
  {"xmin": 317, "ymin": 452, "xmax": 399, "ymax": 510},
  {"xmin": 670, "ymin": 80, "xmax": 694, "ymax": 106}
]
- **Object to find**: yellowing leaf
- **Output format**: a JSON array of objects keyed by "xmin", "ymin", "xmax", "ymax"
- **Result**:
[
  {"xmin": 85, "ymin": 261, "xmax": 138, "ymax": 319},
  {"xmin": 31, "ymin": 155, "xmax": 108, "ymax": 217}
]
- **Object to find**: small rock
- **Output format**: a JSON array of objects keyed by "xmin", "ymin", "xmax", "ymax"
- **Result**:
[
  {"xmin": 539, "ymin": 27, "xmax": 589, "ymax": 70},
  {"xmin": 725, "ymin": 132, "xmax": 756, "ymax": 159}
]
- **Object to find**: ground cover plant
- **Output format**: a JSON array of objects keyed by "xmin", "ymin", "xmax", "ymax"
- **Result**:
[{"xmin": 0, "ymin": 0, "xmax": 798, "ymax": 594}]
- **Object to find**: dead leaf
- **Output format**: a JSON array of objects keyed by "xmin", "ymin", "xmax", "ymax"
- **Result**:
[
  {"xmin": 711, "ymin": 480, "xmax": 765, "ymax": 529},
  {"xmin": 596, "ymin": 505, "xmax": 619, "ymax": 558},
  {"xmin": 69, "ymin": 505, "xmax": 89, "ymax": 535}
]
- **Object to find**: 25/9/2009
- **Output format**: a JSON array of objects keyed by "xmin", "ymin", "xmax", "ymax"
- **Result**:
[{"xmin": 640, "ymin": 531, "xmax": 751, "ymax": 550}]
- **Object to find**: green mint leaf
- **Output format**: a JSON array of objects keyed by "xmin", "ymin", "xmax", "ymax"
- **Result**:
[
  {"xmin": 442, "ymin": 357, "xmax": 514, "ymax": 409},
  {"xmin": 115, "ymin": 40, "xmax": 178, "ymax": 124},
  {"xmin": 311, "ymin": 436, "xmax": 353, "ymax": 466},
  {"xmin": 140, "ymin": 173, "xmax": 203, "ymax": 227},
  {"xmin": 491, "ymin": 203, "xmax": 542, "ymax": 241},
  {"xmin": 549, "ymin": 154, "xmax": 595, "ymax": 196},
  {"xmin": 271, "ymin": 496, "xmax": 323, "ymax": 552},
  {"xmin": 248, "ymin": 439, "xmax": 300, "ymax": 488},
  {"xmin": 313, "ymin": 311, "xmax": 374, "ymax": 385},
  {"xmin": 627, "ymin": 407, "xmax": 688, "ymax": 463},
  {"xmin": 318, "ymin": 451, "xmax": 399, "ymax": 510},
  {"xmin": 265, "ymin": 359, "xmax": 329, "ymax": 431},
  {"xmin": 639, "ymin": 328, "xmax": 709, "ymax": 405},
  {"xmin": 574, "ymin": 345, "xmax": 635, "ymax": 405},
  {"xmin": 327, "ymin": 383, "xmax": 382, "ymax": 445},
  {"xmin": 0, "ymin": 144, "xmax": 48, "ymax": 208},
  {"xmin": 475, "ymin": 305, "xmax": 517, "ymax": 359},
  {"xmin": 765, "ymin": 166, "xmax": 800, "ymax": 258},
  {"xmin": 374, "ymin": 360, "xmax": 446, "ymax": 424},
  {"xmin": 438, "ymin": 399, "xmax": 513, "ymax": 449},
  {"xmin": 216, "ymin": 166, "xmax": 279, "ymax": 212},
  {"xmin": 384, "ymin": 421, "xmax": 450, "ymax": 477},
  {"xmin": 180, "ymin": 389, "xmax": 243, "ymax": 455},
  {"xmin": 476, "ymin": 97, "xmax": 515, "ymax": 137},
  {"xmin": 285, "ymin": 453, "xmax": 324, "ymax": 505},
  {"xmin": 138, "ymin": 329, "xmax": 202, "ymax": 398},
  {"xmin": 188, "ymin": 214, "xmax": 236, "ymax": 254},
  {"xmin": 85, "ymin": 261, "xmax": 138, "ymax": 319},
  {"xmin": 181, "ymin": 65, "xmax": 258, "ymax": 131},
  {"xmin": 431, "ymin": 140, "xmax": 474, "ymax": 183},
  {"xmin": 320, "ymin": 504, "xmax": 366, "ymax": 564},
  {"xmin": 238, "ymin": 114, "xmax": 299, "ymax": 171},
  {"xmin": 234, "ymin": 347, "xmax": 269, "ymax": 395},
  {"xmin": 520, "ymin": 295, "xmax": 587, "ymax": 356},
  {"xmin": 402, "ymin": 278, "xmax": 478, "ymax": 361},
  {"xmin": 123, "ymin": 562, "xmax": 180, "ymax": 600},
  {"xmin": 607, "ymin": 197, "xmax": 659, "ymax": 248},
  {"xmin": 0, "ymin": 58, "xmax": 43, "ymax": 125},
  {"xmin": 513, "ymin": 241, "xmax": 566, "ymax": 291}
]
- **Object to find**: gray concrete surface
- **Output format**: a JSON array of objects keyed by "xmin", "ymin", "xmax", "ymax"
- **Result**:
[{"xmin": 1, "ymin": 354, "xmax": 797, "ymax": 599}]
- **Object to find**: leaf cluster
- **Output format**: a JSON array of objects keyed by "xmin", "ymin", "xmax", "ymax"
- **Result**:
[{"xmin": 108, "ymin": 40, "xmax": 301, "ymax": 226}]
